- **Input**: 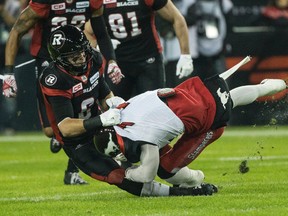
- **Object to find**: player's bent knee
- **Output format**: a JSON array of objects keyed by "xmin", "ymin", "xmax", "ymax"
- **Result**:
[
  {"xmin": 213, "ymin": 127, "xmax": 225, "ymax": 141},
  {"xmin": 107, "ymin": 168, "xmax": 125, "ymax": 184}
]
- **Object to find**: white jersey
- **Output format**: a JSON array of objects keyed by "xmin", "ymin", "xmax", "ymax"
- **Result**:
[{"xmin": 114, "ymin": 90, "xmax": 184, "ymax": 148}]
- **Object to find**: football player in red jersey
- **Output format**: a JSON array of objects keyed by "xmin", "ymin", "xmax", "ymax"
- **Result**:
[
  {"xmin": 2, "ymin": 0, "xmax": 124, "ymax": 184},
  {"xmin": 100, "ymin": 0, "xmax": 193, "ymax": 100},
  {"xmin": 94, "ymin": 75, "xmax": 287, "ymax": 187},
  {"xmin": 40, "ymin": 25, "xmax": 217, "ymax": 197}
]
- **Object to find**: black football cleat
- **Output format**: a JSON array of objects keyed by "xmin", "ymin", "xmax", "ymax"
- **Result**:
[
  {"xmin": 64, "ymin": 171, "xmax": 88, "ymax": 185},
  {"xmin": 188, "ymin": 183, "xmax": 215, "ymax": 196},
  {"xmin": 170, "ymin": 183, "xmax": 218, "ymax": 196},
  {"xmin": 50, "ymin": 137, "xmax": 62, "ymax": 153}
]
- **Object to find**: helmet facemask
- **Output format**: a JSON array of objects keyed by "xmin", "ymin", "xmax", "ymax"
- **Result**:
[{"xmin": 57, "ymin": 42, "xmax": 92, "ymax": 76}]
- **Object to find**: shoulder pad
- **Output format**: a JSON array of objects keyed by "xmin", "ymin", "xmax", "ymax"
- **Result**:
[{"xmin": 40, "ymin": 65, "xmax": 63, "ymax": 89}]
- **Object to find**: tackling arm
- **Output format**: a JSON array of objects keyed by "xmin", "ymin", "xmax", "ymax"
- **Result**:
[
  {"xmin": 48, "ymin": 96, "xmax": 89, "ymax": 137},
  {"xmin": 48, "ymin": 94, "xmax": 120, "ymax": 137}
]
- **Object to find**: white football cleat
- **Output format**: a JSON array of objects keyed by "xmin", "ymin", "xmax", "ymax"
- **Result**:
[{"xmin": 260, "ymin": 79, "xmax": 287, "ymax": 95}]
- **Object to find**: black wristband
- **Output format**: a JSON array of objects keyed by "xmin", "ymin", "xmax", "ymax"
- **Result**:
[
  {"xmin": 83, "ymin": 116, "xmax": 103, "ymax": 132},
  {"xmin": 4, "ymin": 66, "xmax": 14, "ymax": 74}
]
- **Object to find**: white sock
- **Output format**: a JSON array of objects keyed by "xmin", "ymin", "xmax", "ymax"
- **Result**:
[
  {"xmin": 230, "ymin": 79, "xmax": 286, "ymax": 108},
  {"xmin": 165, "ymin": 167, "xmax": 193, "ymax": 185},
  {"xmin": 140, "ymin": 181, "xmax": 170, "ymax": 197}
]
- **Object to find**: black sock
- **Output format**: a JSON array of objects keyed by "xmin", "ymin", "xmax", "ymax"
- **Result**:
[{"xmin": 66, "ymin": 159, "xmax": 79, "ymax": 173}]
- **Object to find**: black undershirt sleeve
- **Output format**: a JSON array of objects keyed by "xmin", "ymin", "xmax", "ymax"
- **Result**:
[
  {"xmin": 47, "ymin": 96, "xmax": 74, "ymax": 124},
  {"xmin": 98, "ymin": 77, "xmax": 112, "ymax": 100},
  {"xmin": 48, "ymin": 95, "xmax": 103, "ymax": 132},
  {"xmin": 152, "ymin": 0, "xmax": 167, "ymax": 10},
  {"xmin": 90, "ymin": 16, "xmax": 116, "ymax": 62}
]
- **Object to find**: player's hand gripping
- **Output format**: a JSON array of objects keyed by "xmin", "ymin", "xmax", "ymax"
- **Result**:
[
  {"xmin": 106, "ymin": 96, "xmax": 125, "ymax": 109},
  {"xmin": 107, "ymin": 61, "xmax": 124, "ymax": 85},
  {"xmin": 176, "ymin": 54, "xmax": 194, "ymax": 79},
  {"xmin": 2, "ymin": 74, "xmax": 17, "ymax": 98},
  {"xmin": 99, "ymin": 108, "xmax": 121, "ymax": 127}
]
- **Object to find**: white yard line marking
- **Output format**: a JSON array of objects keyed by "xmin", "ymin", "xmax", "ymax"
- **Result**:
[
  {"xmin": 0, "ymin": 190, "xmax": 121, "ymax": 202},
  {"xmin": 219, "ymin": 155, "xmax": 288, "ymax": 161},
  {"xmin": 0, "ymin": 135, "xmax": 49, "ymax": 142},
  {"xmin": 222, "ymin": 129, "xmax": 288, "ymax": 137},
  {"xmin": 0, "ymin": 128, "xmax": 287, "ymax": 143}
]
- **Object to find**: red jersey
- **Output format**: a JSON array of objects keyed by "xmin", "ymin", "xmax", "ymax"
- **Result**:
[{"xmin": 167, "ymin": 77, "xmax": 216, "ymax": 135}]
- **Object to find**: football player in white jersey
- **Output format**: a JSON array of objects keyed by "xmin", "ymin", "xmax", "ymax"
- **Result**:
[{"xmin": 95, "ymin": 76, "xmax": 287, "ymax": 188}]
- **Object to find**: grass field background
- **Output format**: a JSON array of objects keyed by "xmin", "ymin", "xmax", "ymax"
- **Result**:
[{"xmin": 0, "ymin": 126, "xmax": 287, "ymax": 216}]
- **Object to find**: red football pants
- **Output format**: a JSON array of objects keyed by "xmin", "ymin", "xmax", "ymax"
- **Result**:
[{"xmin": 160, "ymin": 127, "xmax": 225, "ymax": 173}]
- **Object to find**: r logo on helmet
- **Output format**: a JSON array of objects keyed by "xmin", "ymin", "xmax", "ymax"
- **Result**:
[{"xmin": 51, "ymin": 32, "xmax": 65, "ymax": 48}]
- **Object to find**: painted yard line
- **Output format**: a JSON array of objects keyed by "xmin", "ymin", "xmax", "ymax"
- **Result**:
[
  {"xmin": 1, "ymin": 155, "xmax": 287, "ymax": 166},
  {"xmin": 0, "ymin": 128, "xmax": 287, "ymax": 142},
  {"xmin": 218, "ymin": 155, "xmax": 288, "ymax": 161},
  {"xmin": 0, "ymin": 190, "xmax": 121, "ymax": 202},
  {"xmin": 223, "ymin": 129, "xmax": 288, "ymax": 137},
  {"xmin": 0, "ymin": 136, "xmax": 49, "ymax": 142}
]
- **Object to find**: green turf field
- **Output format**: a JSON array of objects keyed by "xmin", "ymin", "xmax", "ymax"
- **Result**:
[{"xmin": 0, "ymin": 126, "xmax": 287, "ymax": 216}]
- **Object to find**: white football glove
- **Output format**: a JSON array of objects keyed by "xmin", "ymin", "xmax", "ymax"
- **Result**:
[
  {"xmin": 99, "ymin": 108, "xmax": 121, "ymax": 127},
  {"xmin": 106, "ymin": 96, "xmax": 125, "ymax": 109},
  {"xmin": 176, "ymin": 54, "xmax": 194, "ymax": 79},
  {"xmin": 2, "ymin": 74, "xmax": 17, "ymax": 98},
  {"xmin": 107, "ymin": 62, "xmax": 124, "ymax": 85}
]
